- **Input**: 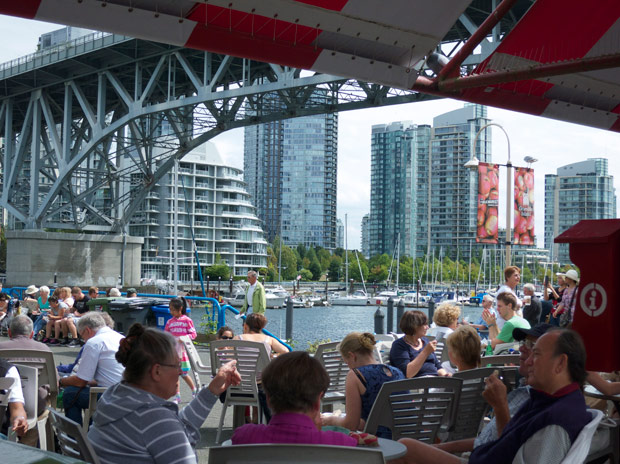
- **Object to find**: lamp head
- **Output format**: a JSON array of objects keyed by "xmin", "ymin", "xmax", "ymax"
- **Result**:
[
  {"xmin": 524, "ymin": 156, "xmax": 538, "ymax": 165},
  {"xmin": 464, "ymin": 156, "xmax": 480, "ymax": 170}
]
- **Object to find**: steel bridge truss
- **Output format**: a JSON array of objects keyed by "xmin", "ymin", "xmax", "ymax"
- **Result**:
[{"xmin": 0, "ymin": 39, "xmax": 438, "ymax": 232}]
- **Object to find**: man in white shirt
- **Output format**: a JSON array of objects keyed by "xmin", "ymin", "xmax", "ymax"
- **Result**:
[
  {"xmin": 59, "ymin": 312, "xmax": 124, "ymax": 425},
  {"xmin": 0, "ymin": 359, "xmax": 28, "ymax": 439}
]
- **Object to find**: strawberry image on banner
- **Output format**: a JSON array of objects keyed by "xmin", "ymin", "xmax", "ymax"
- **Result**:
[
  {"xmin": 476, "ymin": 163, "xmax": 499, "ymax": 243},
  {"xmin": 514, "ymin": 167, "xmax": 535, "ymax": 245}
]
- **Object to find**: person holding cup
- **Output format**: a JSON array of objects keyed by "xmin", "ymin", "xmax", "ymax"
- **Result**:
[{"xmin": 522, "ymin": 283, "xmax": 541, "ymax": 326}]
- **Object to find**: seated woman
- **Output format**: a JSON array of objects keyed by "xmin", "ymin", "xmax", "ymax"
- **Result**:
[
  {"xmin": 445, "ymin": 325, "xmax": 481, "ymax": 373},
  {"xmin": 390, "ymin": 310, "xmax": 450, "ymax": 378},
  {"xmin": 426, "ymin": 303, "xmax": 460, "ymax": 340},
  {"xmin": 232, "ymin": 351, "xmax": 357, "ymax": 447},
  {"xmin": 88, "ymin": 323, "xmax": 241, "ymax": 463},
  {"xmin": 322, "ymin": 332, "xmax": 404, "ymax": 438},
  {"xmin": 234, "ymin": 313, "xmax": 289, "ymax": 423}
]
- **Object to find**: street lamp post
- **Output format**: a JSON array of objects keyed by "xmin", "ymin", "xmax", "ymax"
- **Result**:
[{"xmin": 466, "ymin": 123, "xmax": 513, "ymax": 267}]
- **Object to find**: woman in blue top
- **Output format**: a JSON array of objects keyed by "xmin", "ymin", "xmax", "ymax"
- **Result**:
[
  {"xmin": 389, "ymin": 310, "xmax": 450, "ymax": 378},
  {"xmin": 321, "ymin": 332, "xmax": 404, "ymax": 438}
]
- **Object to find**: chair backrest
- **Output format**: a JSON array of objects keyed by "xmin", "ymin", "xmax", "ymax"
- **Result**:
[
  {"xmin": 0, "ymin": 377, "xmax": 15, "ymax": 418},
  {"xmin": 374, "ymin": 334, "xmax": 395, "ymax": 342},
  {"xmin": 48, "ymin": 408, "xmax": 101, "ymax": 464},
  {"xmin": 373, "ymin": 341, "xmax": 393, "ymax": 365},
  {"xmin": 448, "ymin": 367, "xmax": 497, "ymax": 441},
  {"xmin": 365, "ymin": 376, "xmax": 462, "ymax": 443},
  {"xmin": 179, "ymin": 335, "xmax": 207, "ymax": 389},
  {"xmin": 314, "ymin": 342, "xmax": 348, "ymax": 399},
  {"xmin": 0, "ymin": 349, "xmax": 59, "ymax": 407},
  {"xmin": 209, "ymin": 340, "xmax": 270, "ymax": 400},
  {"xmin": 208, "ymin": 444, "xmax": 385, "ymax": 464},
  {"xmin": 13, "ymin": 364, "xmax": 38, "ymax": 426},
  {"xmin": 561, "ymin": 409, "xmax": 604, "ymax": 463},
  {"xmin": 482, "ymin": 354, "xmax": 520, "ymax": 366}
]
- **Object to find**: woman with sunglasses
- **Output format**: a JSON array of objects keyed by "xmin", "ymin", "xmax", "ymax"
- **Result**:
[{"xmin": 88, "ymin": 323, "xmax": 241, "ymax": 463}]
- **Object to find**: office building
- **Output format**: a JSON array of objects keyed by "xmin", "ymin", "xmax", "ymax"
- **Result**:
[
  {"xmin": 336, "ymin": 219, "xmax": 344, "ymax": 249},
  {"xmin": 128, "ymin": 142, "xmax": 268, "ymax": 281},
  {"xmin": 544, "ymin": 158, "xmax": 616, "ymax": 264},
  {"xmin": 244, "ymin": 94, "xmax": 338, "ymax": 249}
]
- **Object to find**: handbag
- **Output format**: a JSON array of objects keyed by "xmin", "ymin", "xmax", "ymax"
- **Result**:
[{"xmin": 559, "ymin": 287, "xmax": 578, "ymax": 328}]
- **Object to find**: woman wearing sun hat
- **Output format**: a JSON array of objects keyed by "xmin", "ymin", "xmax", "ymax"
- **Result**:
[{"xmin": 552, "ymin": 269, "xmax": 579, "ymax": 327}]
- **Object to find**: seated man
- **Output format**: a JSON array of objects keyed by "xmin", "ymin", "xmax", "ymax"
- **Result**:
[
  {"xmin": 59, "ymin": 312, "xmax": 124, "ymax": 425},
  {"xmin": 232, "ymin": 351, "xmax": 356, "ymax": 446},
  {"xmin": 483, "ymin": 292, "xmax": 530, "ymax": 349},
  {"xmin": 395, "ymin": 328, "xmax": 591, "ymax": 464}
]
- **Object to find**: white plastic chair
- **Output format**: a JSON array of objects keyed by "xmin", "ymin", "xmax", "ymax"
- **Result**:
[
  {"xmin": 209, "ymin": 339, "xmax": 270, "ymax": 444},
  {"xmin": 48, "ymin": 408, "xmax": 101, "ymax": 464},
  {"xmin": 82, "ymin": 386, "xmax": 107, "ymax": 433},
  {"xmin": 208, "ymin": 443, "xmax": 384, "ymax": 464},
  {"xmin": 179, "ymin": 335, "xmax": 210, "ymax": 390},
  {"xmin": 373, "ymin": 341, "xmax": 393, "ymax": 365},
  {"xmin": 8, "ymin": 364, "xmax": 49, "ymax": 449},
  {"xmin": 0, "ymin": 376, "xmax": 15, "ymax": 417},
  {"xmin": 561, "ymin": 409, "xmax": 604, "ymax": 463},
  {"xmin": 314, "ymin": 341, "xmax": 348, "ymax": 411}
]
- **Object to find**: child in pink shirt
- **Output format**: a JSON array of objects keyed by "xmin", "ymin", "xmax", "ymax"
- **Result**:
[{"xmin": 164, "ymin": 297, "xmax": 197, "ymax": 403}]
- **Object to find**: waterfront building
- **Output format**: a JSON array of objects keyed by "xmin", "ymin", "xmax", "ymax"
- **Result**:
[
  {"xmin": 336, "ymin": 219, "xmax": 344, "ymax": 249},
  {"xmin": 369, "ymin": 104, "xmax": 490, "ymax": 260},
  {"xmin": 244, "ymin": 94, "xmax": 338, "ymax": 250},
  {"xmin": 544, "ymin": 158, "xmax": 616, "ymax": 264},
  {"xmin": 361, "ymin": 214, "xmax": 370, "ymax": 258},
  {"xmin": 128, "ymin": 142, "xmax": 268, "ymax": 281}
]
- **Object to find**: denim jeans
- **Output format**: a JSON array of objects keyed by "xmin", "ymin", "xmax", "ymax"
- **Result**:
[
  {"xmin": 32, "ymin": 315, "xmax": 46, "ymax": 337},
  {"xmin": 62, "ymin": 386, "xmax": 91, "ymax": 425}
]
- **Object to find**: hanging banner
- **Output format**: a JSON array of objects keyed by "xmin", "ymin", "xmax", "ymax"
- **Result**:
[
  {"xmin": 476, "ymin": 162, "xmax": 499, "ymax": 243},
  {"xmin": 514, "ymin": 167, "xmax": 535, "ymax": 245}
]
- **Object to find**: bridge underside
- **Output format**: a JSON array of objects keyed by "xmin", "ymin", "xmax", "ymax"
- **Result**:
[{"xmin": 0, "ymin": 37, "xmax": 439, "ymax": 232}]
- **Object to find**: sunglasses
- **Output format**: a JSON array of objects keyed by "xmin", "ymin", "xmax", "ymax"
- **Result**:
[{"xmin": 220, "ymin": 336, "xmax": 233, "ymax": 340}]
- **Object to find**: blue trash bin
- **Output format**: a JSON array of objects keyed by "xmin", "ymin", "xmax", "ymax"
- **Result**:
[{"xmin": 152, "ymin": 304, "xmax": 191, "ymax": 331}]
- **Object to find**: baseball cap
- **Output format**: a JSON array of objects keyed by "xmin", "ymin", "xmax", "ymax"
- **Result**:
[{"xmin": 512, "ymin": 323, "xmax": 554, "ymax": 341}]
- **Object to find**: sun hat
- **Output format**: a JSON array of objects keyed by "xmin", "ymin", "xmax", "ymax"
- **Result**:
[
  {"xmin": 564, "ymin": 269, "xmax": 579, "ymax": 284},
  {"xmin": 25, "ymin": 285, "xmax": 39, "ymax": 295}
]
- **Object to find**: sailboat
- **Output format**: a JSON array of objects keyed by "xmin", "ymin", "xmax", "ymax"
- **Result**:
[{"xmin": 330, "ymin": 214, "xmax": 369, "ymax": 306}]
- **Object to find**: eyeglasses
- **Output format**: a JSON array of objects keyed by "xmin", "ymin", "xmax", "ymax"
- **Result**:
[
  {"xmin": 220, "ymin": 336, "xmax": 233, "ymax": 340},
  {"xmin": 519, "ymin": 339, "xmax": 535, "ymax": 350},
  {"xmin": 159, "ymin": 362, "xmax": 182, "ymax": 369}
]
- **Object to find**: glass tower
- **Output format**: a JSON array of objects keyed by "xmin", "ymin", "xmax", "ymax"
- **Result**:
[
  {"xmin": 544, "ymin": 158, "xmax": 616, "ymax": 264},
  {"xmin": 244, "ymin": 96, "xmax": 338, "ymax": 249}
]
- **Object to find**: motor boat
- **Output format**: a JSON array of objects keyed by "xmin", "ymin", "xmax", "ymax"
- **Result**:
[
  {"xmin": 330, "ymin": 290, "xmax": 369, "ymax": 306},
  {"xmin": 374, "ymin": 290, "xmax": 400, "ymax": 306}
]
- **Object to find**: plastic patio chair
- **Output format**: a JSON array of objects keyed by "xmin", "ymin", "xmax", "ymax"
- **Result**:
[
  {"xmin": 48, "ymin": 408, "xmax": 101, "ymax": 464},
  {"xmin": 208, "ymin": 443, "xmax": 385, "ymax": 464},
  {"xmin": 0, "ymin": 376, "xmax": 15, "ymax": 419},
  {"xmin": 0, "ymin": 348, "xmax": 59, "ymax": 450},
  {"xmin": 209, "ymin": 339, "xmax": 271, "ymax": 444},
  {"xmin": 82, "ymin": 386, "xmax": 107, "ymax": 433},
  {"xmin": 179, "ymin": 335, "xmax": 210, "ymax": 390},
  {"xmin": 444, "ymin": 367, "xmax": 497, "ymax": 441},
  {"xmin": 365, "ymin": 376, "xmax": 462, "ymax": 442},
  {"xmin": 8, "ymin": 364, "xmax": 50, "ymax": 449},
  {"xmin": 373, "ymin": 340, "xmax": 393, "ymax": 365},
  {"xmin": 314, "ymin": 341, "xmax": 348, "ymax": 411},
  {"xmin": 562, "ymin": 409, "xmax": 604, "ymax": 463}
]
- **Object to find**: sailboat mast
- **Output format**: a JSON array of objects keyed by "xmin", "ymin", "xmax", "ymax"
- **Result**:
[
  {"xmin": 395, "ymin": 233, "xmax": 400, "ymax": 292},
  {"xmin": 345, "ymin": 214, "xmax": 349, "ymax": 291}
]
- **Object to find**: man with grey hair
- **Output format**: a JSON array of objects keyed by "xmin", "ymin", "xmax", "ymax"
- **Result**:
[
  {"xmin": 240, "ymin": 270, "xmax": 266, "ymax": 315},
  {"xmin": 522, "ymin": 283, "xmax": 542, "ymax": 327},
  {"xmin": 59, "ymin": 312, "xmax": 124, "ymax": 425}
]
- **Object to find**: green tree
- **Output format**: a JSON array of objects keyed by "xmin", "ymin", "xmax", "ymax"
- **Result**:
[
  {"xmin": 280, "ymin": 246, "xmax": 298, "ymax": 280},
  {"xmin": 369, "ymin": 265, "xmax": 388, "ymax": 283},
  {"xmin": 309, "ymin": 259, "xmax": 322, "ymax": 280},
  {"xmin": 328, "ymin": 256, "xmax": 342, "ymax": 281},
  {"xmin": 299, "ymin": 269, "xmax": 313, "ymax": 281}
]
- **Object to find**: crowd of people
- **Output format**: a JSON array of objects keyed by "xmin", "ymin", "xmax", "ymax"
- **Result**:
[{"xmin": 0, "ymin": 266, "xmax": 618, "ymax": 464}]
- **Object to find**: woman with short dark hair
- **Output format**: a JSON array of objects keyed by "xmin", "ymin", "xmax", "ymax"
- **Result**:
[
  {"xmin": 88, "ymin": 323, "xmax": 240, "ymax": 463},
  {"xmin": 389, "ymin": 310, "xmax": 450, "ymax": 378},
  {"xmin": 232, "ymin": 351, "xmax": 356, "ymax": 446}
]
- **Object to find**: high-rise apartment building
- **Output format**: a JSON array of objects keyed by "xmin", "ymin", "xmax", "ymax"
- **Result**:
[
  {"xmin": 129, "ymin": 143, "xmax": 268, "ymax": 281},
  {"xmin": 369, "ymin": 105, "xmax": 491, "ymax": 260},
  {"xmin": 244, "ymin": 96, "xmax": 338, "ymax": 249},
  {"xmin": 545, "ymin": 158, "xmax": 616, "ymax": 264},
  {"xmin": 336, "ymin": 219, "xmax": 344, "ymax": 249},
  {"xmin": 361, "ymin": 214, "xmax": 370, "ymax": 258}
]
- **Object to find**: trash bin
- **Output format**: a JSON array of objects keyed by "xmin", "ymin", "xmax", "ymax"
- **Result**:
[
  {"xmin": 87, "ymin": 297, "xmax": 120, "ymax": 313},
  {"xmin": 107, "ymin": 298, "xmax": 161, "ymax": 334},
  {"xmin": 152, "ymin": 304, "xmax": 192, "ymax": 331}
]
